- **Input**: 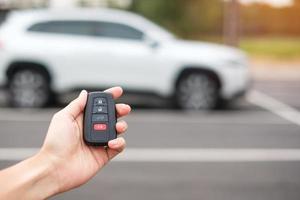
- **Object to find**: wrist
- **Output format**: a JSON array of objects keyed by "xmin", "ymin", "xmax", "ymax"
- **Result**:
[
  {"xmin": 0, "ymin": 151, "xmax": 60, "ymax": 199},
  {"xmin": 18, "ymin": 151, "xmax": 61, "ymax": 199},
  {"xmin": 28, "ymin": 151, "xmax": 61, "ymax": 198}
]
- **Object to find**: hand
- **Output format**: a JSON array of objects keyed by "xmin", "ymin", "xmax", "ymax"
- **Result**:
[{"xmin": 39, "ymin": 87, "xmax": 131, "ymax": 194}]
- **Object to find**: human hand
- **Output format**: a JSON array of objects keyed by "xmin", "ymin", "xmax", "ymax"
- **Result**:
[{"xmin": 39, "ymin": 87, "xmax": 131, "ymax": 194}]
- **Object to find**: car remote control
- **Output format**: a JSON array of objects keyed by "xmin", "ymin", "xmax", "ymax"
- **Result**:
[{"xmin": 83, "ymin": 92, "xmax": 117, "ymax": 146}]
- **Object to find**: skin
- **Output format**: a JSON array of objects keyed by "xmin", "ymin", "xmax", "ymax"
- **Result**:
[{"xmin": 0, "ymin": 87, "xmax": 131, "ymax": 199}]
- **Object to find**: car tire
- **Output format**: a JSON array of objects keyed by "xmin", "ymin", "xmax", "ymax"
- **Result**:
[
  {"xmin": 175, "ymin": 72, "xmax": 219, "ymax": 110},
  {"xmin": 8, "ymin": 69, "xmax": 50, "ymax": 108}
]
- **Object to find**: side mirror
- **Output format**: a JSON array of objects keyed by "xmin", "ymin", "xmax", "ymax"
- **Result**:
[{"xmin": 144, "ymin": 35, "xmax": 160, "ymax": 49}]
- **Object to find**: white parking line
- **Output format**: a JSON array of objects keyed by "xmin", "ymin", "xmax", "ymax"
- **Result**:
[
  {"xmin": 247, "ymin": 90, "xmax": 300, "ymax": 126},
  {"xmin": 0, "ymin": 109, "xmax": 53, "ymax": 122},
  {"xmin": 0, "ymin": 109, "xmax": 292, "ymax": 125},
  {"xmin": 2, "ymin": 148, "xmax": 300, "ymax": 162}
]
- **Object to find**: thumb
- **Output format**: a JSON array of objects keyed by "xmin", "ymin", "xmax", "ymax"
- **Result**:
[{"xmin": 63, "ymin": 90, "xmax": 88, "ymax": 119}]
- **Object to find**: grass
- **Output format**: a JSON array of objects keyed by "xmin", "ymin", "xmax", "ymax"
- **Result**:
[
  {"xmin": 240, "ymin": 37, "xmax": 300, "ymax": 59},
  {"xmin": 188, "ymin": 35, "xmax": 300, "ymax": 60}
]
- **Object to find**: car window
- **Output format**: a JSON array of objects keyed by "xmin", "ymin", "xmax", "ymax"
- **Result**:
[
  {"xmin": 28, "ymin": 21, "xmax": 95, "ymax": 36},
  {"xmin": 28, "ymin": 20, "xmax": 144, "ymax": 41},
  {"xmin": 94, "ymin": 22, "xmax": 144, "ymax": 40}
]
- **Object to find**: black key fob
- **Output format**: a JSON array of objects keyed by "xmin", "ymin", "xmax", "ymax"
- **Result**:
[{"xmin": 83, "ymin": 92, "xmax": 117, "ymax": 146}]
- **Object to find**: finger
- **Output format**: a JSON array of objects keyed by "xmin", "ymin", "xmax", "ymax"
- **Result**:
[
  {"xmin": 62, "ymin": 90, "xmax": 88, "ymax": 119},
  {"xmin": 116, "ymin": 104, "xmax": 131, "ymax": 118},
  {"xmin": 104, "ymin": 86, "xmax": 123, "ymax": 100},
  {"xmin": 116, "ymin": 120, "xmax": 128, "ymax": 134},
  {"xmin": 106, "ymin": 137, "xmax": 126, "ymax": 160}
]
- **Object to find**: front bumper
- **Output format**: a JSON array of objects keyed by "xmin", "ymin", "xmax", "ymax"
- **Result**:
[{"xmin": 219, "ymin": 64, "xmax": 251, "ymax": 100}]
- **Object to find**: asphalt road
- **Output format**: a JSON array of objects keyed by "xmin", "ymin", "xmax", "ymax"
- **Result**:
[{"xmin": 0, "ymin": 80, "xmax": 300, "ymax": 200}]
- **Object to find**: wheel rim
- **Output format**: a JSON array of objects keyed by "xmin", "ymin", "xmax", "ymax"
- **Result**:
[
  {"xmin": 10, "ymin": 70, "xmax": 49, "ymax": 107},
  {"xmin": 177, "ymin": 73, "xmax": 218, "ymax": 110}
]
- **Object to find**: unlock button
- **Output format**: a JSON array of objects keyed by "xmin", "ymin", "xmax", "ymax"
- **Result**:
[{"xmin": 93, "ymin": 106, "xmax": 108, "ymax": 113}]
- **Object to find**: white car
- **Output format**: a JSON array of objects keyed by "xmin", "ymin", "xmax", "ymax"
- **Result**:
[{"xmin": 0, "ymin": 8, "xmax": 249, "ymax": 109}]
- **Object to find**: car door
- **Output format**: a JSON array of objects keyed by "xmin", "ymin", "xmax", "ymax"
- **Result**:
[
  {"xmin": 78, "ymin": 21, "xmax": 170, "ymax": 92},
  {"xmin": 25, "ymin": 20, "xmax": 108, "ymax": 90}
]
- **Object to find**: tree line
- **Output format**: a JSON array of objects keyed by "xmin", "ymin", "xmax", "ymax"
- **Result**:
[{"xmin": 127, "ymin": 0, "xmax": 300, "ymax": 39}]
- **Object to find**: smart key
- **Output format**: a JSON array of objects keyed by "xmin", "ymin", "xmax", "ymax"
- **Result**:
[{"xmin": 83, "ymin": 92, "xmax": 117, "ymax": 146}]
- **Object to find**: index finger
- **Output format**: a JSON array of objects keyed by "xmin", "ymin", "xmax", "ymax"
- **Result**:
[{"xmin": 104, "ymin": 86, "xmax": 123, "ymax": 99}]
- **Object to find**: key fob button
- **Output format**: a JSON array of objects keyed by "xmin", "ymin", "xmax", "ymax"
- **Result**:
[
  {"xmin": 92, "ymin": 114, "xmax": 108, "ymax": 122},
  {"xmin": 93, "ymin": 123, "xmax": 107, "ymax": 131},
  {"xmin": 94, "ymin": 98, "xmax": 107, "ymax": 105},
  {"xmin": 93, "ymin": 106, "xmax": 108, "ymax": 113}
]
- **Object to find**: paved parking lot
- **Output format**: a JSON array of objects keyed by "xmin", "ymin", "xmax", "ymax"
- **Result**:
[{"xmin": 0, "ymin": 79, "xmax": 300, "ymax": 200}]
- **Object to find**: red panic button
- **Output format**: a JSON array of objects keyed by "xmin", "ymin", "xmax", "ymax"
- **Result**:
[{"xmin": 93, "ymin": 124, "xmax": 107, "ymax": 131}]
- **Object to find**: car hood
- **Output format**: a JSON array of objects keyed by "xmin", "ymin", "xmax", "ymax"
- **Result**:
[{"xmin": 164, "ymin": 39, "xmax": 247, "ymax": 64}]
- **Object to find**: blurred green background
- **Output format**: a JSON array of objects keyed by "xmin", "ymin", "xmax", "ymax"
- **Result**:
[{"xmin": 126, "ymin": 0, "xmax": 300, "ymax": 59}]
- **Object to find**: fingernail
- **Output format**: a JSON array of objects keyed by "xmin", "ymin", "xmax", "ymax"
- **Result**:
[
  {"xmin": 79, "ymin": 90, "xmax": 85, "ymax": 97},
  {"xmin": 123, "ymin": 104, "xmax": 131, "ymax": 112},
  {"xmin": 123, "ymin": 121, "xmax": 128, "ymax": 131},
  {"xmin": 109, "ymin": 139, "xmax": 119, "ymax": 146},
  {"xmin": 126, "ymin": 104, "xmax": 131, "ymax": 112},
  {"xmin": 119, "ymin": 103, "xmax": 126, "ymax": 108}
]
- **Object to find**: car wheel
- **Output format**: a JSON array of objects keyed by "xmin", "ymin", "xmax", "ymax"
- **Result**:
[
  {"xmin": 176, "ymin": 72, "xmax": 219, "ymax": 110},
  {"xmin": 8, "ymin": 69, "xmax": 50, "ymax": 108}
]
